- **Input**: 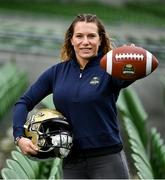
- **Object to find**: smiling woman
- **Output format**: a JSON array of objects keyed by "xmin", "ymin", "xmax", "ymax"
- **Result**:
[
  {"xmin": 13, "ymin": 14, "xmax": 135, "ymax": 179},
  {"xmin": 60, "ymin": 14, "xmax": 112, "ymax": 62},
  {"xmin": 71, "ymin": 21, "xmax": 101, "ymax": 69}
]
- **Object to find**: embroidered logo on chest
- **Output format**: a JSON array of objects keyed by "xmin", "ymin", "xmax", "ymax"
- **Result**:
[{"xmin": 89, "ymin": 76, "xmax": 100, "ymax": 85}]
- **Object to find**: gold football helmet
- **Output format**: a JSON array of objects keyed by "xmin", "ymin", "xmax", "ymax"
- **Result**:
[{"xmin": 24, "ymin": 108, "xmax": 73, "ymax": 160}]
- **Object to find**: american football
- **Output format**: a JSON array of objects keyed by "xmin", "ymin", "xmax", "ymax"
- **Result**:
[{"xmin": 100, "ymin": 45, "xmax": 159, "ymax": 80}]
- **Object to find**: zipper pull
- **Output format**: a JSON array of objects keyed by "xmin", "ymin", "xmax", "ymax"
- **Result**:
[
  {"xmin": 79, "ymin": 69, "xmax": 83, "ymax": 78},
  {"xmin": 79, "ymin": 72, "xmax": 82, "ymax": 78}
]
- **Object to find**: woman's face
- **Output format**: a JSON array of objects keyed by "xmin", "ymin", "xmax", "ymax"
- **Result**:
[{"xmin": 71, "ymin": 21, "xmax": 101, "ymax": 63}]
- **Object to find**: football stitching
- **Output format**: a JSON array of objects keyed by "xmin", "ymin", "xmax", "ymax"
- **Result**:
[{"xmin": 115, "ymin": 53, "xmax": 144, "ymax": 60}]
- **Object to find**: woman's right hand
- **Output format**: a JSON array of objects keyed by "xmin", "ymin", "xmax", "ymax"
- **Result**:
[{"xmin": 17, "ymin": 137, "xmax": 39, "ymax": 155}]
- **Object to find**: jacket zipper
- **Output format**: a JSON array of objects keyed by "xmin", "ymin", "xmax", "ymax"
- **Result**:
[
  {"xmin": 79, "ymin": 69, "xmax": 83, "ymax": 79},
  {"xmin": 79, "ymin": 72, "xmax": 82, "ymax": 78},
  {"xmin": 74, "ymin": 69, "xmax": 83, "ymax": 100}
]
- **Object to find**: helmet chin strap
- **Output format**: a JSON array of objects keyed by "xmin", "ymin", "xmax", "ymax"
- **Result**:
[
  {"xmin": 38, "ymin": 147, "xmax": 54, "ymax": 153},
  {"xmin": 59, "ymin": 148, "xmax": 70, "ymax": 158}
]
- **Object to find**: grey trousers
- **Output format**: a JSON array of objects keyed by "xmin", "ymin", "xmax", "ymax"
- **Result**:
[{"xmin": 63, "ymin": 150, "xmax": 130, "ymax": 179}]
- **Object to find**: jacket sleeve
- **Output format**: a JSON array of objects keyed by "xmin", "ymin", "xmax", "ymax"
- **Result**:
[{"xmin": 12, "ymin": 66, "xmax": 54, "ymax": 139}]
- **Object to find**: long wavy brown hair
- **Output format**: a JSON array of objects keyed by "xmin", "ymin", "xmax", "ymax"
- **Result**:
[{"xmin": 60, "ymin": 14, "xmax": 113, "ymax": 61}]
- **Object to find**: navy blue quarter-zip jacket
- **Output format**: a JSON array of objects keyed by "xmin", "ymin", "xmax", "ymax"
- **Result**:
[{"xmin": 13, "ymin": 53, "xmax": 133, "ymax": 150}]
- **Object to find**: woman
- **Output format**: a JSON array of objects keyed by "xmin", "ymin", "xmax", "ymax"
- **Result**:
[{"xmin": 13, "ymin": 14, "xmax": 133, "ymax": 179}]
